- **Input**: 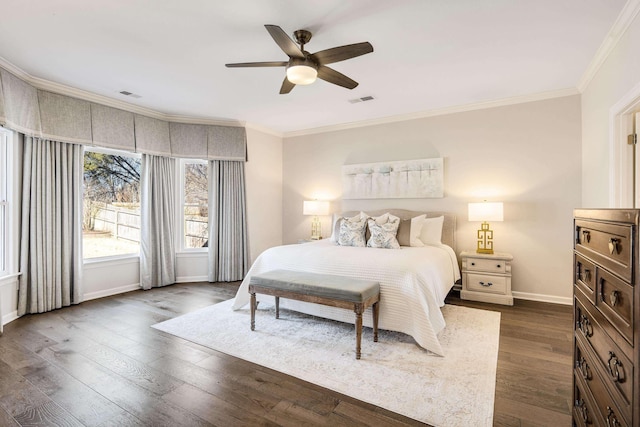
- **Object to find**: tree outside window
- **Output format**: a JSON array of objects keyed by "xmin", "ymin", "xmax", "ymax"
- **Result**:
[
  {"xmin": 183, "ymin": 162, "xmax": 208, "ymax": 249},
  {"xmin": 83, "ymin": 150, "xmax": 141, "ymax": 259}
]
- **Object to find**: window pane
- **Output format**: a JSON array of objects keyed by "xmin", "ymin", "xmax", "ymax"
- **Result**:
[
  {"xmin": 184, "ymin": 163, "xmax": 208, "ymax": 249},
  {"xmin": 0, "ymin": 132, "xmax": 7, "ymax": 274},
  {"xmin": 0, "ymin": 204, "xmax": 5, "ymax": 273},
  {"xmin": 83, "ymin": 151, "xmax": 141, "ymax": 259}
]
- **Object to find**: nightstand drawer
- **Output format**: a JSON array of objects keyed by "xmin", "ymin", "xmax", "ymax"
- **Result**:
[
  {"xmin": 466, "ymin": 273, "xmax": 507, "ymax": 294},
  {"xmin": 465, "ymin": 257, "xmax": 507, "ymax": 274}
]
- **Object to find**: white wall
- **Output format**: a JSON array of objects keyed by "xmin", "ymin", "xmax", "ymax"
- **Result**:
[
  {"xmin": 582, "ymin": 12, "xmax": 640, "ymax": 207},
  {"xmin": 283, "ymin": 95, "xmax": 582, "ymax": 303}
]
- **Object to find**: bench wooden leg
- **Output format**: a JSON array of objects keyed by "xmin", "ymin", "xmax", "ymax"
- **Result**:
[
  {"xmin": 275, "ymin": 296, "xmax": 280, "ymax": 319},
  {"xmin": 372, "ymin": 301, "xmax": 379, "ymax": 343},
  {"xmin": 354, "ymin": 303, "xmax": 363, "ymax": 360},
  {"xmin": 250, "ymin": 292, "xmax": 256, "ymax": 331}
]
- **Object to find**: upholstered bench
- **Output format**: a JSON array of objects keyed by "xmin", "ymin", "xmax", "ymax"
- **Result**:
[{"xmin": 248, "ymin": 269, "xmax": 380, "ymax": 360}]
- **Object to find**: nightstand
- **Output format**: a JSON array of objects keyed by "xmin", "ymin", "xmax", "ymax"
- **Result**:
[{"xmin": 460, "ymin": 251, "xmax": 513, "ymax": 305}]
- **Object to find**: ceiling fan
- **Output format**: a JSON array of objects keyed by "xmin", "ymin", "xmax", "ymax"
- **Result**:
[{"xmin": 225, "ymin": 25, "xmax": 373, "ymax": 94}]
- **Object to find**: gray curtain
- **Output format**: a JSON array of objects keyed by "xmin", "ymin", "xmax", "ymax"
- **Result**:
[
  {"xmin": 208, "ymin": 160, "xmax": 249, "ymax": 282},
  {"xmin": 140, "ymin": 154, "xmax": 176, "ymax": 290},
  {"xmin": 18, "ymin": 136, "xmax": 83, "ymax": 315}
]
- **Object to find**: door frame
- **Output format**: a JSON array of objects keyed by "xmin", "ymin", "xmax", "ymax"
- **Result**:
[{"xmin": 609, "ymin": 80, "xmax": 640, "ymax": 207}]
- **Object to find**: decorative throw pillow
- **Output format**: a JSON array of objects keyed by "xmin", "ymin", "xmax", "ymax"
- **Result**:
[
  {"xmin": 397, "ymin": 214, "xmax": 426, "ymax": 247},
  {"xmin": 337, "ymin": 215, "xmax": 368, "ymax": 247},
  {"xmin": 419, "ymin": 215, "xmax": 444, "ymax": 246},
  {"xmin": 331, "ymin": 212, "xmax": 368, "ymax": 242},
  {"xmin": 366, "ymin": 215, "xmax": 400, "ymax": 249}
]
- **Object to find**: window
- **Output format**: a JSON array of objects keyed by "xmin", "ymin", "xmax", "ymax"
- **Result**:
[
  {"xmin": 83, "ymin": 148, "xmax": 141, "ymax": 259},
  {"xmin": 0, "ymin": 128, "xmax": 9, "ymax": 274},
  {"xmin": 181, "ymin": 160, "xmax": 208, "ymax": 250}
]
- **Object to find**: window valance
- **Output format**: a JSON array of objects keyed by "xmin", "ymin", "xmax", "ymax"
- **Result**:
[{"xmin": 0, "ymin": 67, "xmax": 246, "ymax": 161}]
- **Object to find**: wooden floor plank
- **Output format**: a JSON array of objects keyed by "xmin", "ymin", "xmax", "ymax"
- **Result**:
[{"xmin": 0, "ymin": 283, "xmax": 573, "ymax": 426}]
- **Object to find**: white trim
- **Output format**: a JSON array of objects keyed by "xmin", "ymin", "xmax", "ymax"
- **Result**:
[
  {"xmin": 176, "ymin": 275, "xmax": 209, "ymax": 283},
  {"xmin": 2, "ymin": 310, "xmax": 18, "ymax": 326},
  {"xmin": 578, "ymin": 0, "xmax": 640, "ymax": 92},
  {"xmin": 283, "ymin": 88, "xmax": 580, "ymax": 138},
  {"xmin": 608, "ymin": 80, "xmax": 640, "ymax": 207},
  {"xmin": 83, "ymin": 283, "xmax": 140, "ymax": 301},
  {"xmin": 512, "ymin": 291, "xmax": 572, "ymax": 306},
  {"xmin": 0, "ymin": 55, "xmax": 245, "ymax": 128},
  {"xmin": 176, "ymin": 251, "xmax": 208, "ymax": 259},
  {"xmin": 0, "ymin": 272, "xmax": 20, "ymax": 284},
  {"xmin": 83, "ymin": 255, "xmax": 140, "ymax": 269}
]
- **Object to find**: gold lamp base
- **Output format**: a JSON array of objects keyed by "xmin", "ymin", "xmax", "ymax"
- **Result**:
[
  {"xmin": 476, "ymin": 221, "xmax": 494, "ymax": 254},
  {"xmin": 310, "ymin": 216, "xmax": 322, "ymax": 240}
]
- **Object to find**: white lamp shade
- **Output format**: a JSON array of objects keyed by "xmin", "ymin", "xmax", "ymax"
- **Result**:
[
  {"xmin": 468, "ymin": 202, "xmax": 503, "ymax": 222},
  {"xmin": 303, "ymin": 200, "xmax": 330, "ymax": 216},
  {"xmin": 286, "ymin": 65, "xmax": 318, "ymax": 85}
]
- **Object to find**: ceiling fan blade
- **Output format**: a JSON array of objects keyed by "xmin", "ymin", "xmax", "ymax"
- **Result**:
[
  {"xmin": 225, "ymin": 61, "xmax": 288, "ymax": 68},
  {"xmin": 317, "ymin": 65, "xmax": 358, "ymax": 89},
  {"xmin": 311, "ymin": 42, "xmax": 373, "ymax": 65},
  {"xmin": 265, "ymin": 25, "xmax": 304, "ymax": 59},
  {"xmin": 279, "ymin": 77, "xmax": 295, "ymax": 94}
]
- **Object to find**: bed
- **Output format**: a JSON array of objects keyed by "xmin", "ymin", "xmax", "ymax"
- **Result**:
[{"xmin": 231, "ymin": 209, "xmax": 460, "ymax": 356}]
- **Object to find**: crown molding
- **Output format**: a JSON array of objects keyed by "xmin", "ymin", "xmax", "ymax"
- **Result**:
[
  {"xmin": 282, "ymin": 87, "xmax": 580, "ymax": 138},
  {"xmin": 577, "ymin": 0, "xmax": 640, "ymax": 92},
  {"xmin": 0, "ymin": 55, "xmax": 245, "ymax": 128},
  {"xmin": 244, "ymin": 121, "xmax": 284, "ymax": 138}
]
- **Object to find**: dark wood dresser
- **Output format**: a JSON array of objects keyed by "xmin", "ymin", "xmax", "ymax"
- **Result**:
[{"xmin": 573, "ymin": 209, "xmax": 639, "ymax": 427}]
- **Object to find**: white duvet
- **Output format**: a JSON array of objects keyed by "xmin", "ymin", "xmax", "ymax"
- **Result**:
[{"xmin": 232, "ymin": 239, "xmax": 461, "ymax": 356}]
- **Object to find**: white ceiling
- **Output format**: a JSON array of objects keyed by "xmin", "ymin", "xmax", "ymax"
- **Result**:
[{"xmin": 0, "ymin": 0, "xmax": 629, "ymax": 135}]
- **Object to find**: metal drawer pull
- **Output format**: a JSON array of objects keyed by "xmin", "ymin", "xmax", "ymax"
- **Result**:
[
  {"xmin": 581, "ymin": 230, "xmax": 591, "ymax": 243},
  {"xmin": 608, "ymin": 238, "xmax": 620, "ymax": 255},
  {"xmin": 575, "ymin": 399, "xmax": 589, "ymax": 423},
  {"xmin": 471, "ymin": 262, "xmax": 475, "ymax": 266},
  {"xmin": 579, "ymin": 268, "xmax": 591, "ymax": 282},
  {"xmin": 606, "ymin": 407, "xmax": 621, "ymax": 427},
  {"xmin": 576, "ymin": 357, "xmax": 591, "ymax": 381},
  {"xmin": 607, "ymin": 352, "xmax": 624, "ymax": 383},
  {"xmin": 577, "ymin": 314, "xmax": 593, "ymax": 338},
  {"xmin": 479, "ymin": 281, "xmax": 493, "ymax": 287},
  {"xmin": 610, "ymin": 290, "xmax": 619, "ymax": 307},
  {"xmin": 496, "ymin": 264, "xmax": 501, "ymax": 268}
]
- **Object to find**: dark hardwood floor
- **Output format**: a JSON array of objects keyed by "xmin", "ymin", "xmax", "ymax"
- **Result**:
[{"xmin": 0, "ymin": 282, "xmax": 573, "ymax": 426}]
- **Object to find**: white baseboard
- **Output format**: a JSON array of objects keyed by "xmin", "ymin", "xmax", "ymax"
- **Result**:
[
  {"xmin": 2, "ymin": 310, "xmax": 18, "ymax": 327},
  {"xmin": 83, "ymin": 283, "xmax": 141, "ymax": 301},
  {"xmin": 176, "ymin": 276, "xmax": 209, "ymax": 283},
  {"xmin": 512, "ymin": 291, "xmax": 572, "ymax": 306}
]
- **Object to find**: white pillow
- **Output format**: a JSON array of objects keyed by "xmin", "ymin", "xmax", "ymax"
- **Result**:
[
  {"xmin": 409, "ymin": 214, "xmax": 426, "ymax": 247},
  {"xmin": 366, "ymin": 216, "xmax": 400, "ymax": 249},
  {"xmin": 337, "ymin": 215, "xmax": 368, "ymax": 247},
  {"xmin": 419, "ymin": 215, "xmax": 444, "ymax": 246}
]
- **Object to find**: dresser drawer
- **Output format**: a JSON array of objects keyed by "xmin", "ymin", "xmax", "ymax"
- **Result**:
[
  {"xmin": 573, "ymin": 373, "xmax": 599, "ymax": 427},
  {"xmin": 575, "ymin": 253, "xmax": 597, "ymax": 304},
  {"xmin": 465, "ymin": 273, "xmax": 507, "ymax": 295},
  {"xmin": 575, "ymin": 219, "xmax": 632, "ymax": 283},
  {"xmin": 575, "ymin": 298, "xmax": 633, "ymax": 422},
  {"xmin": 465, "ymin": 257, "xmax": 507, "ymax": 274},
  {"xmin": 596, "ymin": 268, "xmax": 634, "ymax": 346},
  {"xmin": 579, "ymin": 361, "xmax": 629, "ymax": 427}
]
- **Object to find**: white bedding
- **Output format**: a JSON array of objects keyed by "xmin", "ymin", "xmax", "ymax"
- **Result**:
[{"xmin": 231, "ymin": 239, "xmax": 461, "ymax": 356}]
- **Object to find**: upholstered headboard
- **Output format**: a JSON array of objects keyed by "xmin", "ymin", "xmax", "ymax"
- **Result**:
[{"xmin": 339, "ymin": 209, "xmax": 456, "ymax": 252}]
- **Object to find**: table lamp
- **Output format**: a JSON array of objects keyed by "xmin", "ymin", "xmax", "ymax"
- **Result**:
[
  {"xmin": 468, "ymin": 202, "xmax": 503, "ymax": 254},
  {"xmin": 303, "ymin": 200, "xmax": 330, "ymax": 240}
]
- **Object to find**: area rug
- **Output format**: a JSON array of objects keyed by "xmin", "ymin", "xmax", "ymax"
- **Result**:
[{"xmin": 152, "ymin": 300, "xmax": 501, "ymax": 427}]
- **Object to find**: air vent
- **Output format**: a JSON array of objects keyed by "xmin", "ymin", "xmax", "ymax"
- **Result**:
[
  {"xmin": 348, "ymin": 95, "xmax": 375, "ymax": 104},
  {"xmin": 119, "ymin": 90, "xmax": 142, "ymax": 99}
]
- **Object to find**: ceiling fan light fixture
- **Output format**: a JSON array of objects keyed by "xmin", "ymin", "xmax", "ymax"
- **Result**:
[{"xmin": 286, "ymin": 64, "xmax": 317, "ymax": 85}]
